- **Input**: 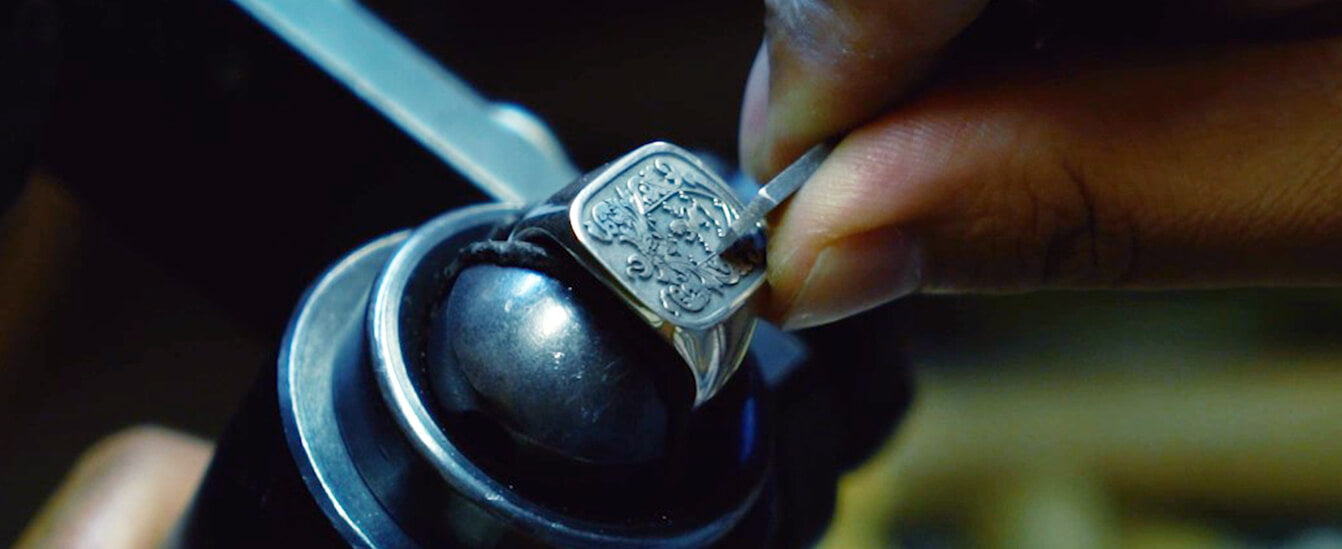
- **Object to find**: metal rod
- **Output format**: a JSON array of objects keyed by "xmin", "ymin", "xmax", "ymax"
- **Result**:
[
  {"xmin": 229, "ymin": 0, "xmax": 579, "ymax": 205},
  {"xmin": 715, "ymin": 142, "xmax": 833, "ymax": 255}
]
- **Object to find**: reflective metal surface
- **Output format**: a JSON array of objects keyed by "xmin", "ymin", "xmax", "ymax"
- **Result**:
[
  {"xmin": 716, "ymin": 142, "xmax": 833, "ymax": 255},
  {"xmin": 227, "ymin": 0, "xmax": 771, "ymax": 407},
  {"xmin": 435, "ymin": 264, "xmax": 681, "ymax": 464},
  {"xmin": 512, "ymin": 143, "xmax": 762, "ymax": 406},
  {"xmin": 570, "ymin": 143, "xmax": 763, "ymax": 330},
  {"xmin": 370, "ymin": 204, "xmax": 764, "ymax": 547},
  {"xmin": 229, "ymin": 0, "xmax": 578, "ymax": 204},
  {"xmin": 278, "ymin": 230, "xmax": 413, "ymax": 548},
  {"xmin": 217, "ymin": 196, "xmax": 806, "ymax": 547},
  {"xmin": 222, "ymin": 2, "xmax": 805, "ymax": 545},
  {"xmin": 157, "ymin": 0, "xmax": 871, "ymax": 545}
]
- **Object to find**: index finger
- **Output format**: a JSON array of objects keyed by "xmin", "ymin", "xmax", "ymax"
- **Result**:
[{"xmin": 16, "ymin": 426, "xmax": 211, "ymax": 549}]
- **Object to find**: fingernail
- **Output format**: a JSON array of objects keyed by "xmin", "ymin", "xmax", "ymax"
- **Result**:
[
  {"xmin": 779, "ymin": 228, "xmax": 922, "ymax": 330},
  {"xmin": 739, "ymin": 42, "xmax": 770, "ymax": 178}
]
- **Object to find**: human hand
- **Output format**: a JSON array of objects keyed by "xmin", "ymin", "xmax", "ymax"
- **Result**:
[
  {"xmin": 16, "ymin": 426, "xmax": 210, "ymax": 549},
  {"xmin": 744, "ymin": 0, "xmax": 1342, "ymax": 329}
]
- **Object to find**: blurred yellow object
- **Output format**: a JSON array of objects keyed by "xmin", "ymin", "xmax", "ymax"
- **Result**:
[{"xmin": 820, "ymin": 360, "xmax": 1342, "ymax": 548}]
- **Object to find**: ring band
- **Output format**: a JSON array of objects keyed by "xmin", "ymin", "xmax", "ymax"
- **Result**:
[{"xmin": 510, "ymin": 142, "xmax": 764, "ymax": 406}]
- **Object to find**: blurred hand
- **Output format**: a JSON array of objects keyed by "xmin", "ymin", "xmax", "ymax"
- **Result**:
[
  {"xmin": 16, "ymin": 426, "xmax": 210, "ymax": 549},
  {"xmin": 744, "ymin": 0, "xmax": 1342, "ymax": 329}
]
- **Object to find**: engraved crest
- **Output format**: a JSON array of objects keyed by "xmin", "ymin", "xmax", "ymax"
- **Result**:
[{"xmin": 580, "ymin": 154, "xmax": 758, "ymax": 323}]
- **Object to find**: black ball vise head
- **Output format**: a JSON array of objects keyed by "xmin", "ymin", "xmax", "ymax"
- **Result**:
[{"xmin": 177, "ymin": 202, "xmax": 779, "ymax": 547}]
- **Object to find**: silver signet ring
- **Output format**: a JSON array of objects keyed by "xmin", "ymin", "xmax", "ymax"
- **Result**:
[{"xmin": 510, "ymin": 142, "xmax": 765, "ymax": 406}]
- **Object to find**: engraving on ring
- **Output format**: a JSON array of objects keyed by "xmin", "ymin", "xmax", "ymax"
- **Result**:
[{"xmin": 581, "ymin": 154, "xmax": 757, "ymax": 323}]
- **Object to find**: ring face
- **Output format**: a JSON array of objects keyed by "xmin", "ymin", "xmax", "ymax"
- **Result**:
[{"xmin": 571, "ymin": 143, "xmax": 764, "ymax": 331}]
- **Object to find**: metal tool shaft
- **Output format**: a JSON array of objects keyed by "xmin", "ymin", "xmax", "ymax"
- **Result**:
[
  {"xmin": 716, "ymin": 142, "xmax": 833, "ymax": 255},
  {"xmin": 230, "ymin": 0, "xmax": 578, "ymax": 205}
]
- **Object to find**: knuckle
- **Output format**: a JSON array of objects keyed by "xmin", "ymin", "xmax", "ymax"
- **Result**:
[
  {"xmin": 962, "ymin": 152, "xmax": 1137, "ymax": 289},
  {"xmin": 1033, "ymin": 158, "xmax": 1138, "ymax": 287}
]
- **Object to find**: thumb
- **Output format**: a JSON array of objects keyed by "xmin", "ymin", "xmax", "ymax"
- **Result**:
[
  {"xmin": 768, "ymin": 37, "xmax": 1342, "ymax": 329},
  {"xmin": 741, "ymin": 0, "xmax": 990, "ymax": 179}
]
